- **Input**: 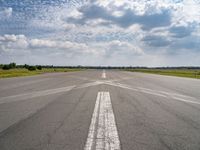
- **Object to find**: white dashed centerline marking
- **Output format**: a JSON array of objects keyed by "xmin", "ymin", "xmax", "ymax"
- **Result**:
[
  {"xmin": 84, "ymin": 92, "xmax": 121, "ymax": 150},
  {"xmin": 102, "ymin": 70, "xmax": 106, "ymax": 79}
]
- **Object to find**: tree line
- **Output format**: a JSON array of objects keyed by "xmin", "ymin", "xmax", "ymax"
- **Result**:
[
  {"xmin": 0, "ymin": 63, "xmax": 200, "ymax": 71},
  {"xmin": 0, "ymin": 63, "xmax": 42, "ymax": 71}
]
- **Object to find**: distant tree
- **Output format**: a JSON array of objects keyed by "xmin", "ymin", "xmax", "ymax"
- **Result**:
[
  {"xmin": 2, "ymin": 65, "xmax": 10, "ymax": 70},
  {"xmin": 2, "ymin": 63, "xmax": 16, "ymax": 70},
  {"xmin": 24, "ymin": 64, "xmax": 29, "ymax": 69},
  {"xmin": 8, "ymin": 62, "xmax": 16, "ymax": 69},
  {"xmin": 37, "ymin": 65, "xmax": 42, "ymax": 70},
  {"xmin": 28, "ymin": 66, "xmax": 36, "ymax": 71}
]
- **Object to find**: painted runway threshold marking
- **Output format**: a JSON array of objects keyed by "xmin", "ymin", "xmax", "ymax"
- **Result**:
[
  {"xmin": 102, "ymin": 70, "xmax": 106, "ymax": 79},
  {"xmin": 85, "ymin": 92, "xmax": 120, "ymax": 150}
]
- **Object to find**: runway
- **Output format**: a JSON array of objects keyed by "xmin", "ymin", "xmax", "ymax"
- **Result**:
[{"xmin": 0, "ymin": 70, "xmax": 200, "ymax": 150}]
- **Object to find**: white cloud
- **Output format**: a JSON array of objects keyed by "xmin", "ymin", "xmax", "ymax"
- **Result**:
[
  {"xmin": 0, "ymin": 34, "xmax": 28, "ymax": 52},
  {"xmin": 112, "ymin": 11, "xmax": 124, "ymax": 17},
  {"xmin": 0, "ymin": 0, "xmax": 200, "ymax": 66},
  {"xmin": 30, "ymin": 39, "xmax": 57, "ymax": 48},
  {"xmin": 29, "ymin": 39, "xmax": 95, "ymax": 54},
  {"xmin": 0, "ymin": 34, "xmax": 97, "ymax": 55},
  {"xmin": 89, "ymin": 40, "xmax": 144, "ymax": 59},
  {"xmin": 63, "ymin": 23, "xmax": 76, "ymax": 30},
  {"xmin": 107, "ymin": 40, "xmax": 144, "ymax": 55},
  {"xmin": 0, "ymin": 34, "xmax": 17, "ymax": 42},
  {"xmin": 68, "ymin": 9, "xmax": 83, "ymax": 18},
  {"xmin": 0, "ymin": 7, "xmax": 12, "ymax": 19}
]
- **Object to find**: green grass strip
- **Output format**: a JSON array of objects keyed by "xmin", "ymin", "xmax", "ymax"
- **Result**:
[
  {"xmin": 126, "ymin": 69, "xmax": 200, "ymax": 79},
  {"xmin": 0, "ymin": 68, "xmax": 82, "ymax": 78}
]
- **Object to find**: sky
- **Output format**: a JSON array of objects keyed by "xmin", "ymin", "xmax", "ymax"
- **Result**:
[{"xmin": 0, "ymin": 0, "xmax": 200, "ymax": 66}]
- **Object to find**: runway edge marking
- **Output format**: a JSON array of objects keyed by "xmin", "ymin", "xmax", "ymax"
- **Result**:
[{"xmin": 84, "ymin": 92, "xmax": 121, "ymax": 150}]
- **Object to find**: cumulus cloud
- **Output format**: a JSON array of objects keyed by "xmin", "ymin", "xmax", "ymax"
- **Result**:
[
  {"xmin": 30, "ymin": 39, "xmax": 58, "ymax": 48},
  {"xmin": 172, "ymin": 0, "xmax": 200, "ymax": 25},
  {"xmin": 68, "ymin": 4, "xmax": 171, "ymax": 29},
  {"xmin": 29, "ymin": 39, "xmax": 95, "ymax": 54},
  {"xmin": 0, "ymin": 34, "xmax": 96, "ymax": 55},
  {"xmin": 0, "ymin": 34, "xmax": 28, "ymax": 52},
  {"xmin": 0, "ymin": 0, "xmax": 200, "ymax": 66},
  {"xmin": 105, "ymin": 40, "xmax": 144, "ymax": 56}
]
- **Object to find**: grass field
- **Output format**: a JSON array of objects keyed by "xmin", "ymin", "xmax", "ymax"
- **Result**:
[
  {"xmin": 126, "ymin": 69, "xmax": 200, "ymax": 79},
  {"xmin": 0, "ymin": 68, "xmax": 82, "ymax": 78}
]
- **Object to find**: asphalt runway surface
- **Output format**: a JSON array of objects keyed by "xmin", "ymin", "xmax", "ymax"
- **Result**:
[{"xmin": 0, "ymin": 70, "xmax": 200, "ymax": 150}]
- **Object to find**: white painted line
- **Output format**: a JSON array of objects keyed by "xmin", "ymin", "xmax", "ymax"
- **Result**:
[
  {"xmin": 138, "ymin": 87, "xmax": 194, "ymax": 99},
  {"xmin": 102, "ymin": 70, "xmax": 106, "ymax": 79},
  {"xmin": 105, "ymin": 82, "xmax": 139, "ymax": 92},
  {"xmin": 84, "ymin": 91, "xmax": 101, "ymax": 150},
  {"xmin": 0, "ymin": 81, "xmax": 104, "ymax": 105},
  {"xmin": 75, "ymin": 81, "xmax": 101, "ymax": 89},
  {"xmin": 84, "ymin": 92, "xmax": 121, "ymax": 150},
  {"xmin": 0, "ymin": 82, "xmax": 101, "ymax": 104},
  {"xmin": 103, "ymin": 82, "xmax": 200, "ymax": 105},
  {"xmin": 0, "ymin": 85, "xmax": 75, "ymax": 104},
  {"xmin": 172, "ymin": 96, "xmax": 200, "ymax": 105},
  {"xmin": 140, "ymin": 89, "xmax": 167, "ymax": 98}
]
